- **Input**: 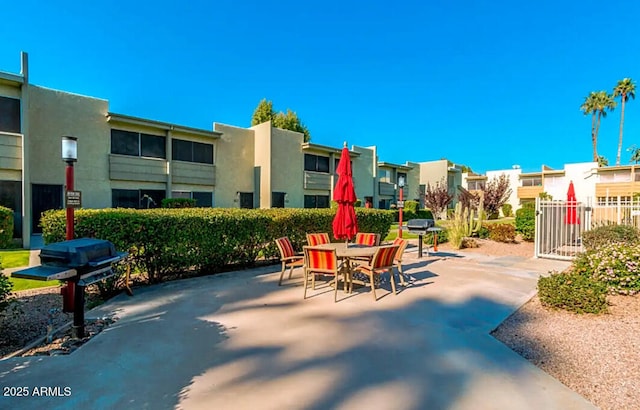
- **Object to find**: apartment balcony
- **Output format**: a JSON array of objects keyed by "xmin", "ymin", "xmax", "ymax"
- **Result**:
[
  {"xmin": 304, "ymin": 171, "xmax": 331, "ymax": 190},
  {"xmin": 0, "ymin": 131, "xmax": 22, "ymax": 172},
  {"xmin": 109, "ymin": 154, "xmax": 166, "ymax": 182},
  {"xmin": 596, "ymin": 181, "xmax": 640, "ymax": 198},
  {"xmin": 517, "ymin": 186, "xmax": 543, "ymax": 199},
  {"xmin": 172, "ymin": 161, "xmax": 216, "ymax": 186}
]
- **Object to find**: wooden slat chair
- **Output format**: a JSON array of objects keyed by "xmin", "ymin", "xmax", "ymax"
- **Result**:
[
  {"xmin": 354, "ymin": 232, "xmax": 381, "ymax": 246},
  {"xmin": 303, "ymin": 246, "xmax": 347, "ymax": 303},
  {"xmin": 306, "ymin": 233, "xmax": 330, "ymax": 246},
  {"xmin": 275, "ymin": 237, "xmax": 304, "ymax": 286},
  {"xmin": 352, "ymin": 245, "xmax": 400, "ymax": 301},
  {"xmin": 392, "ymin": 238, "xmax": 410, "ymax": 285}
]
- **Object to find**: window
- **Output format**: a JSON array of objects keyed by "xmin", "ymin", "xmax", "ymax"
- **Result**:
[
  {"xmin": 334, "ymin": 158, "xmax": 352, "ymax": 174},
  {"xmin": 193, "ymin": 192, "xmax": 213, "ymax": 207},
  {"xmin": 304, "ymin": 195, "xmax": 329, "ymax": 208},
  {"xmin": 522, "ymin": 177, "xmax": 542, "ymax": 187},
  {"xmin": 111, "ymin": 129, "xmax": 166, "ymax": 159},
  {"xmin": 378, "ymin": 169, "xmax": 391, "ymax": 183},
  {"xmin": 304, "ymin": 154, "xmax": 329, "ymax": 173},
  {"xmin": 239, "ymin": 192, "xmax": 254, "ymax": 209},
  {"xmin": 378, "ymin": 199, "xmax": 390, "ymax": 209},
  {"xmin": 272, "ymin": 192, "xmax": 286, "ymax": 208},
  {"xmin": 112, "ymin": 189, "xmax": 165, "ymax": 209},
  {"xmin": 0, "ymin": 96, "xmax": 20, "ymax": 133},
  {"xmin": 468, "ymin": 181, "xmax": 485, "ymax": 190},
  {"xmin": 172, "ymin": 139, "xmax": 214, "ymax": 164}
]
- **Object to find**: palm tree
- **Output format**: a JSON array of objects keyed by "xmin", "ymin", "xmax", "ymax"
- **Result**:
[
  {"xmin": 613, "ymin": 78, "xmax": 636, "ymax": 165},
  {"xmin": 580, "ymin": 92, "xmax": 598, "ymax": 161},
  {"xmin": 593, "ymin": 91, "xmax": 616, "ymax": 161}
]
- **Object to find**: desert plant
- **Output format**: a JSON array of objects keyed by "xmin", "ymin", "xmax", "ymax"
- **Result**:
[
  {"xmin": 501, "ymin": 203, "xmax": 513, "ymax": 217},
  {"xmin": 447, "ymin": 201, "xmax": 484, "ymax": 249},
  {"xmin": 538, "ymin": 270, "xmax": 608, "ymax": 314},
  {"xmin": 515, "ymin": 205, "xmax": 535, "ymax": 241},
  {"xmin": 574, "ymin": 242, "xmax": 640, "ymax": 295},
  {"xmin": 582, "ymin": 224, "xmax": 640, "ymax": 251},
  {"xmin": 487, "ymin": 223, "xmax": 516, "ymax": 242}
]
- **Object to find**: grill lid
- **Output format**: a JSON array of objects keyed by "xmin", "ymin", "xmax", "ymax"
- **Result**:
[
  {"xmin": 39, "ymin": 238, "xmax": 118, "ymax": 267},
  {"xmin": 406, "ymin": 219, "xmax": 435, "ymax": 230}
]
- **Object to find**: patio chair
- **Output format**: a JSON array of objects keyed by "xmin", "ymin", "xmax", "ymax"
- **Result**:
[
  {"xmin": 352, "ymin": 245, "xmax": 399, "ymax": 301},
  {"xmin": 392, "ymin": 238, "xmax": 410, "ymax": 285},
  {"xmin": 303, "ymin": 246, "xmax": 347, "ymax": 303},
  {"xmin": 354, "ymin": 232, "xmax": 381, "ymax": 246},
  {"xmin": 306, "ymin": 233, "xmax": 330, "ymax": 246},
  {"xmin": 275, "ymin": 237, "xmax": 304, "ymax": 286}
]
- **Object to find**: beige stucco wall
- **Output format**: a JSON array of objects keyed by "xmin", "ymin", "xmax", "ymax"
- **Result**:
[
  {"xmin": 405, "ymin": 162, "xmax": 422, "ymax": 202},
  {"xmin": 351, "ymin": 145, "xmax": 375, "ymax": 203},
  {"xmin": 271, "ymin": 127, "xmax": 304, "ymax": 208},
  {"xmin": 213, "ymin": 123, "xmax": 255, "ymax": 208},
  {"xmin": 28, "ymin": 86, "xmax": 111, "ymax": 209},
  {"xmin": 486, "ymin": 169, "xmax": 521, "ymax": 215},
  {"xmin": 252, "ymin": 122, "xmax": 272, "ymax": 208},
  {"xmin": 418, "ymin": 159, "xmax": 448, "ymax": 187}
]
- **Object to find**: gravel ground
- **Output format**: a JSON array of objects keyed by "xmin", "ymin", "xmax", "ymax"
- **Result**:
[{"xmin": 3, "ymin": 239, "xmax": 639, "ymax": 410}]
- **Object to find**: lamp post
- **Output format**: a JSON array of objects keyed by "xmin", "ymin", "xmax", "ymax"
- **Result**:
[
  {"xmin": 398, "ymin": 175, "xmax": 405, "ymax": 238},
  {"xmin": 62, "ymin": 136, "xmax": 77, "ymax": 240}
]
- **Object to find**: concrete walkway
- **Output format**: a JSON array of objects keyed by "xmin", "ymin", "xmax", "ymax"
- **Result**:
[{"xmin": 0, "ymin": 249, "xmax": 596, "ymax": 410}]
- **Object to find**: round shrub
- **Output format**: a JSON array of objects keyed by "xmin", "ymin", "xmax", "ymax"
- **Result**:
[
  {"xmin": 0, "ymin": 206, "xmax": 14, "ymax": 249},
  {"xmin": 487, "ymin": 223, "xmax": 516, "ymax": 243},
  {"xmin": 538, "ymin": 271, "xmax": 608, "ymax": 314},
  {"xmin": 574, "ymin": 242, "xmax": 640, "ymax": 295},
  {"xmin": 477, "ymin": 225, "xmax": 490, "ymax": 239},
  {"xmin": 581, "ymin": 224, "xmax": 640, "ymax": 251},
  {"xmin": 515, "ymin": 205, "xmax": 535, "ymax": 241},
  {"xmin": 0, "ymin": 258, "xmax": 13, "ymax": 312},
  {"xmin": 423, "ymin": 228, "xmax": 448, "ymax": 245},
  {"xmin": 501, "ymin": 203, "xmax": 513, "ymax": 217}
]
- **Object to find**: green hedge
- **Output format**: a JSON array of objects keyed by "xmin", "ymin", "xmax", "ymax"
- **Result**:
[
  {"xmin": 0, "ymin": 257, "xmax": 13, "ymax": 312},
  {"xmin": 515, "ymin": 205, "xmax": 535, "ymax": 241},
  {"xmin": 0, "ymin": 206, "xmax": 13, "ymax": 249},
  {"xmin": 161, "ymin": 198, "xmax": 196, "ymax": 208},
  {"xmin": 41, "ymin": 207, "xmax": 393, "ymax": 284},
  {"xmin": 581, "ymin": 224, "xmax": 640, "ymax": 251}
]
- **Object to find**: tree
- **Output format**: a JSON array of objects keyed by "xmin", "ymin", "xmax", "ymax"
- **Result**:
[
  {"xmin": 250, "ymin": 99, "xmax": 311, "ymax": 142},
  {"xmin": 627, "ymin": 145, "xmax": 640, "ymax": 164},
  {"xmin": 251, "ymin": 99, "xmax": 275, "ymax": 126},
  {"xmin": 424, "ymin": 178, "xmax": 454, "ymax": 219},
  {"xmin": 613, "ymin": 78, "xmax": 636, "ymax": 165},
  {"xmin": 481, "ymin": 174, "xmax": 512, "ymax": 219},
  {"xmin": 457, "ymin": 185, "xmax": 481, "ymax": 211},
  {"xmin": 598, "ymin": 155, "xmax": 609, "ymax": 167},
  {"xmin": 581, "ymin": 91, "xmax": 616, "ymax": 162}
]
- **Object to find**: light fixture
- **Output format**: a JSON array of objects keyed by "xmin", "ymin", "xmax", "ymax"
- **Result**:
[
  {"xmin": 398, "ymin": 175, "xmax": 406, "ymax": 188},
  {"xmin": 61, "ymin": 136, "xmax": 78, "ymax": 163}
]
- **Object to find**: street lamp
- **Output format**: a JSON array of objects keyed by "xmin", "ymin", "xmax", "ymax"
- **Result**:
[
  {"xmin": 398, "ymin": 175, "xmax": 405, "ymax": 238},
  {"xmin": 62, "ymin": 136, "xmax": 77, "ymax": 240}
]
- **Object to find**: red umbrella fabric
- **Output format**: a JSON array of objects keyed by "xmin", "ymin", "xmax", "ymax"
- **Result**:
[
  {"xmin": 565, "ymin": 181, "xmax": 580, "ymax": 225},
  {"xmin": 332, "ymin": 144, "xmax": 358, "ymax": 240}
]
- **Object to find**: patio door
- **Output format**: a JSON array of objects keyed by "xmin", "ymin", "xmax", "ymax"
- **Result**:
[{"xmin": 32, "ymin": 184, "xmax": 63, "ymax": 233}]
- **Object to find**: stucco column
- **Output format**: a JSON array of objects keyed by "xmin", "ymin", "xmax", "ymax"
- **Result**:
[
  {"xmin": 20, "ymin": 52, "xmax": 31, "ymax": 248},
  {"xmin": 166, "ymin": 129, "xmax": 172, "ymax": 198}
]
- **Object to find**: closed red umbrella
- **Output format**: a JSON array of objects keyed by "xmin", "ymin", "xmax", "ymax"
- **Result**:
[
  {"xmin": 332, "ymin": 143, "xmax": 358, "ymax": 241},
  {"xmin": 565, "ymin": 181, "xmax": 580, "ymax": 225}
]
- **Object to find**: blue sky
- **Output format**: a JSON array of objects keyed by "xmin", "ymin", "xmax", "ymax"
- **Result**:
[{"xmin": 1, "ymin": 0, "xmax": 639, "ymax": 173}]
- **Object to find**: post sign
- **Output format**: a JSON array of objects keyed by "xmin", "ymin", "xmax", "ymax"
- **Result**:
[
  {"xmin": 66, "ymin": 190, "xmax": 82, "ymax": 208},
  {"xmin": 396, "ymin": 200, "xmax": 405, "ymax": 208}
]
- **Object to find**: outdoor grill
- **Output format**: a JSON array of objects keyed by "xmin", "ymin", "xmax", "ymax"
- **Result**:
[
  {"xmin": 406, "ymin": 219, "xmax": 441, "ymax": 258},
  {"xmin": 12, "ymin": 238, "xmax": 127, "ymax": 338}
]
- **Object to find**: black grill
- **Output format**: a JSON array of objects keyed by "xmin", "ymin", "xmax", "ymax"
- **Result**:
[
  {"xmin": 406, "ymin": 219, "xmax": 435, "ymax": 235},
  {"xmin": 12, "ymin": 238, "xmax": 127, "ymax": 338}
]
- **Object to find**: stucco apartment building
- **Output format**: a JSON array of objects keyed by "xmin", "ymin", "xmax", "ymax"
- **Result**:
[{"xmin": 1, "ymin": 53, "xmax": 432, "ymax": 247}]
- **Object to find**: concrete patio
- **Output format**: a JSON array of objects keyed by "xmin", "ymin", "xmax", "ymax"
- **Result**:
[{"xmin": 0, "ymin": 248, "xmax": 596, "ymax": 410}]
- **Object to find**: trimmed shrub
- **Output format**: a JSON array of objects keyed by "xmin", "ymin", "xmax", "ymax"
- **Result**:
[
  {"xmin": 487, "ymin": 223, "xmax": 516, "ymax": 243},
  {"xmin": 538, "ymin": 271, "xmax": 608, "ymax": 314},
  {"xmin": 501, "ymin": 203, "xmax": 513, "ymax": 217},
  {"xmin": 161, "ymin": 198, "xmax": 196, "ymax": 208},
  {"xmin": 416, "ymin": 209, "xmax": 434, "ymax": 220},
  {"xmin": 477, "ymin": 225, "xmax": 490, "ymax": 239},
  {"xmin": 423, "ymin": 228, "xmax": 448, "ymax": 245},
  {"xmin": 581, "ymin": 224, "xmax": 640, "ymax": 252},
  {"xmin": 0, "ymin": 206, "xmax": 14, "ymax": 249},
  {"xmin": 573, "ymin": 242, "xmax": 640, "ymax": 295},
  {"xmin": 0, "ymin": 257, "xmax": 13, "ymax": 312},
  {"xmin": 515, "ymin": 205, "xmax": 535, "ymax": 241}
]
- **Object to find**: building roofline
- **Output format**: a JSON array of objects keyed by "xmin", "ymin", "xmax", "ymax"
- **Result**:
[
  {"xmin": 0, "ymin": 71, "xmax": 24, "ymax": 86},
  {"xmin": 107, "ymin": 112, "xmax": 221, "ymax": 138},
  {"xmin": 378, "ymin": 161, "xmax": 413, "ymax": 170},
  {"xmin": 301, "ymin": 142, "xmax": 361, "ymax": 156}
]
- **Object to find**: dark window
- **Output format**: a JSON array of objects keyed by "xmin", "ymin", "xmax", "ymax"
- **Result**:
[
  {"xmin": 304, "ymin": 154, "xmax": 329, "ymax": 173},
  {"xmin": 0, "ymin": 180, "xmax": 22, "ymax": 237},
  {"xmin": 239, "ymin": 192, "xmax": 253, "ymax": 209},
  {"xmin": 140, "ymin": 133, "xmax": 166, "ymax": 159},
  {"xmin": 0, "ymin": 96, "xmax": 20, "ymax": 133},
  {"xmin": 172, "ymin": 139, "xmax": 214, "ymax": 164},
  {"xmin": 111, "ymin": 130, "xmax": 139, "ymax": 156},
  {"xmin": 272, "ymin": 192, "xmax": 285, "ymax": 208},
  {"xmin": 304, "ymin": 195, "xmax": 329, "ymax": 208},
  {"xmin": 112, "ymin": 189, "xmax": 139, "ymax": 208},
  {"xmin": 140, "ymin": 190, "xmax": 165, "ymax": 209},
  {"xmin": 193, "ymin": 192, "xmax": 213, "ymax": 207}
]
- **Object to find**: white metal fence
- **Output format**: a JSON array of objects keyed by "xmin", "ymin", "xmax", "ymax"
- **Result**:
[{"xmin": 534, "ymin": 198, "xmax": 640, "ymax": 260}]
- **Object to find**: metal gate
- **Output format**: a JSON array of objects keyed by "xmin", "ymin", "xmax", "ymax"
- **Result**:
[{"xmin": 535, "ymin": 197, "xmax": 640, "ymax": 260}]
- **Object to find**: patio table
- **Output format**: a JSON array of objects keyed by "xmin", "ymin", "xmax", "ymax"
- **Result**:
[{"xmin": 314, "ymin": 243, "xmax": 379, "ymax": 292}]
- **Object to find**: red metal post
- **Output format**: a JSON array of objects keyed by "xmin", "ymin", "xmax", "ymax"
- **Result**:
[
  {"xmin": 65, "ymin": 162, "xmax": 74, "ymax": 240},
  {"xmin": 398, "ymin": 185, "xmax": 404, "ymax": 239}
]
